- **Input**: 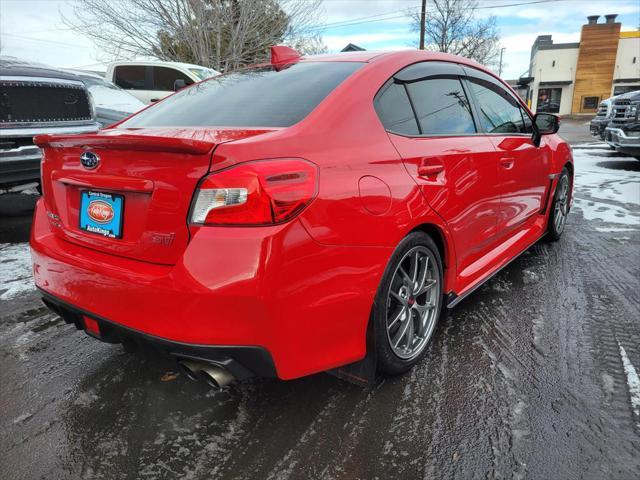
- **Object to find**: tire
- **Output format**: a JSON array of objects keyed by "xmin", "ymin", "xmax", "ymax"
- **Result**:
[
  {"xmin": 547, "ymin": 168, "xmax": 571, "ymax": 241},
  {"xmin": 373, "ymin": 232, "xmax": 443, "ymax": 375}
]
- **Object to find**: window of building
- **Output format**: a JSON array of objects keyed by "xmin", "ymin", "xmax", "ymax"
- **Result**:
[
  {"xmin": 405, "ymin": 78, "xmax": 476, "ymax": 135},
  {"xmin": 582, "ymin": 96, "xmax": 600, "ymax": 110},
  {"xmin": 536, "ymin": 88, "xmax": 562, "ymax": 113},
  {"xmin": 114, "ymin": 65, "xmax": 146, "ymax": 90},
  {"xmin": 467, "ymin": 78, "xmax": 529, "ymax": 134},
  {"xmin": 374, "ymin": 82, "xmax": 420, "ymax": 135},
  {"xmin": 614, "ymin": 85, "xmax": 640, "ymax": 95}
]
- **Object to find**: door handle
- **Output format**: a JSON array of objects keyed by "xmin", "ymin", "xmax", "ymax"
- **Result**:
[
  {"xmin": 417, "ymin": 158, "xmax": 444, "ymax": 177},
  {"xmin": 500, "ymin": 157, "xmax": 515, "ymax": 170},
  {"xmin": 150, "ymin": 98, "xmax": 159, "ymax": 102}
]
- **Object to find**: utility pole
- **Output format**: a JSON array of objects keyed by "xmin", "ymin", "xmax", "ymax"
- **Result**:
[
  {"xmin": 498, "ymin": 47, "xmax": 506, "ymax": 76},
  {"xmin": 419, "ymin": 0, "xmax": 426, "ymax": 50}
]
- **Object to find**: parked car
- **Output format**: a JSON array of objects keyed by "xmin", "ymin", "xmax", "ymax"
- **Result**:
[
  {"xmin": 590, "ymin": 95, "xmax": 618, "ymax": 141},
  {"xmin": 65, "ymin": 70, "xmax": 145, "ymax": 128},
  {"xmin": 0, "ymin": 56, "xmax": 99, "ymax": 191},
  {"xmin": 105, "ymin": 61, "xmax": 220, "ymax": 104},
  {"xmin": 31, "ymin": 47, "xmax": 572, "ymax": 387},
  {"xmin": 605, "ymin": 90, "xmax": 640, "ymax": 158}
]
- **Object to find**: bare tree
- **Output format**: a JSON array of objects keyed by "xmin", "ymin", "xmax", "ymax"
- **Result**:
[
  {"xmin": 408, "ymin": 0, "xmax": 500, "ymax": 67},
  {"xmin": 63, "ymin": 0, "xmax": 325, "ymax": 72}
]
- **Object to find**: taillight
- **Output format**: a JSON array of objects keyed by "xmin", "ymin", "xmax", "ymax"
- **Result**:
[{"xmin": 190, "ymin": 158, "xmax": 318, "ymax": 225}]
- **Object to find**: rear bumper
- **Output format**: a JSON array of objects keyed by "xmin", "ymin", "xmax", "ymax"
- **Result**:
[
  {"xmin": 30, "ymin": 198, "xmax": 389, "ymax": 380},
  {"xmin": 40, "ymin": 289, "xmax": 276, "ymax": 379}
]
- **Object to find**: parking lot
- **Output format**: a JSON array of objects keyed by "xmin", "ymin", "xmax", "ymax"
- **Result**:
[{"xmin": 1, "ymin": 132, "xmax": 639, "ymax": 479}]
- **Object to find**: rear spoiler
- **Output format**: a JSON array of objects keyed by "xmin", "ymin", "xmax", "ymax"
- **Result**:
[{"xmin": 34, "ymin": 133, "xmax": 214, "ymax": 155}]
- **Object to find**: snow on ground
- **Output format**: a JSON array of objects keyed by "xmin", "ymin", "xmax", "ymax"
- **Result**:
[
  {"xmin": 617, "ymin": 340, "xmax": 640, "ymax": 428},
  {"xmin": 0, "ymin": 242, "xmax": 34, "ymax": 300},
  {"xmin": 571, "ymin": 143, "xmax": 640, "ymax": 229}
]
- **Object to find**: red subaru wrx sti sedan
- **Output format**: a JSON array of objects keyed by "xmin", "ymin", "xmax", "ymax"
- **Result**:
[{"xmin": 31, "ymin": 47, "xmax": 573, "ymax": 387}]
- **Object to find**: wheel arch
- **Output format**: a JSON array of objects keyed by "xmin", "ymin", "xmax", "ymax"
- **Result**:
[{"xmin": 406, "ymin": 222, "xmax": 456, "ymax": 293}]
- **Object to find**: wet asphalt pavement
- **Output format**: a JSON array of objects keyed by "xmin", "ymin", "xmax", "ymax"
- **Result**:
[{"xmin": 1, "ymin": 135, "xmax": 639, "ymax": 479}]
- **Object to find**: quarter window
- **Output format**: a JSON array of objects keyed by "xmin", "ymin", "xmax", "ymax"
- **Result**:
[
  {"xmin": 468, "ymin": 79, "xmax": 528, "ymax": 134},
  {"xmin": 374, "ymin": 82, "xmax": 419, "ymax": 135},
  {"xmin": 406, "ymin": 78, "xmax": 476, "ymax": 135}
]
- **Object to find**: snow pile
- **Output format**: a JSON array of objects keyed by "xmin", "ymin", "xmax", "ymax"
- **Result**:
[
  {"xmin": 0, "ymin": 243, "xmax": 35, "ymax": 300},
  {"xmin": 571, "ymin": 144, "xmax": 640, "ymax": 229}
]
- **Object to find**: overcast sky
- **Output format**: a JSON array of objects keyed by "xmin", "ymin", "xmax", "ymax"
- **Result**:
[{"xmin": 0, "ymin": 0, "xmax": 638, "ymax": 79}]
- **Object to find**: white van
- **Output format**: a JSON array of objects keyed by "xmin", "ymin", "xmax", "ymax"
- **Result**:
[{"xmin": 105, "ymin": 61, "xmax": 220, "ymax": 104}]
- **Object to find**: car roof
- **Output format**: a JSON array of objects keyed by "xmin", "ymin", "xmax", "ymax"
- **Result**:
[
  {"xmin": 0, "ymin": 55, "xmax": 83, "ymax": 81},
  {"xmin": 109, "ymin": 60, "xmax": 219, "ymax": 71},
  {"xmin": 298, "ymin": 49, "xmax": 485, "ymax": 67}
]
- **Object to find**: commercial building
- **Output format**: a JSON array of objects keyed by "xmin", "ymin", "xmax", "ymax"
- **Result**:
[{"xmin": 516, "ymin": 14, "xmax": 640, "ymax": 115}]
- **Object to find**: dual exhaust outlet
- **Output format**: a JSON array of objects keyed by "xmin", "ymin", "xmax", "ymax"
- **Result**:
[{"xmin": 178, "ymin": 359, "xmax": 235, "ymax": 389}]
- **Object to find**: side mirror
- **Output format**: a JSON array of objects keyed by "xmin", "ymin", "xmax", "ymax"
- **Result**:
[
  {"xmin": 173, "ymin": 79, "xmax": 187, "ymax": 91},
  {"xmin": 532, "ymin": 113, "xmax": 560, "ymax": 146}
]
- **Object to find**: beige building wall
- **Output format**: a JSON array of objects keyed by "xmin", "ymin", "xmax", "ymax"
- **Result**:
[
  {"xmin": 612, "ymin": 34, "xmax": 640, "ymax": 95},
  {"xmin": 530, "ymin": 48, "xmax": 578, "ymax": 115}
]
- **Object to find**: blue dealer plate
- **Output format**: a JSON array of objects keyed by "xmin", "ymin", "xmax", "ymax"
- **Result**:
[{"xmin": 79, "ymin": 191, "xmax": 124, "ymax": 239}]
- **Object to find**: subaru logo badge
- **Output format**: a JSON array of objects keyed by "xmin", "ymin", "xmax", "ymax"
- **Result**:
[{"xmin": 80, "ymin": 151, "xmax": 99, "ymax": 170}]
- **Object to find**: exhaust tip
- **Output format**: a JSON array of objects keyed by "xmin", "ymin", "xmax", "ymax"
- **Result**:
[
  {"xmin": 199, "ymin": 365, "xmax": 235, "ymax": 389},
  {"xmin": 177, "ymin": 360, "xmax": 202, "ymax": 382},
  {"xmin": 177, "ymin": 359, "xmax": 235, "ymax": 388}
]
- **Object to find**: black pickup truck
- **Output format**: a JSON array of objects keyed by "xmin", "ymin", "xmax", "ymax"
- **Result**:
[
  {"xmin": 0, "ymin": 57, "xmax": 100, "ymax": 191},
  {"xmin": 604, "ymin": 90, "xmax": 640, "ymax": 159}
]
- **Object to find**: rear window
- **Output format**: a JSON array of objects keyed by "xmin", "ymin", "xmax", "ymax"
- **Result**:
[{"xmin": 121, "ymin": 62, "xmax": 362, "ymax": 128}]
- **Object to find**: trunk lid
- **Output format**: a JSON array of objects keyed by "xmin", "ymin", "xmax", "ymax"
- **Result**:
[{"xmin": 35, "ymin": 127, "xmax": 276, "ymax": 264}]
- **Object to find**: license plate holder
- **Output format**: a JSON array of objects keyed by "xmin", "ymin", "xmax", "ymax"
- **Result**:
[{"xmin": 79, "ymin": 190, "xmax": 124, "ymax": 239}]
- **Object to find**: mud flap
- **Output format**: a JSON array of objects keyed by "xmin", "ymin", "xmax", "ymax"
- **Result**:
[{"xmin": 327, "ymin": 315, "xmax": 379, "ymax": 387}]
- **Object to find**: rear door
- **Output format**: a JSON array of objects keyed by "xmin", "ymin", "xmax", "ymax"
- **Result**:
[
  {"xmin": 463, "ymin": 67, "xmax": 550, "ymax": 233},
  {"xmin": 377, "ymin": 61, "xmax": 501, "ymax": 274},
  {"xmin": 112, "ymin": 65, "xmax": 150, "ymax": 104}
]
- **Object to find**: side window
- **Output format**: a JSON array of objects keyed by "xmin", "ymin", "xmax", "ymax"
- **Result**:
[
  {"xmin": 114, "ymin": 66, "xmax": 146, "ymax": 90},
  {"xmin": 406, "ymin": 78, "xmax": 476, "ymax": 135},
  {"xmin": 151, "ymin": 67, "xmax": 193, "ymax": 91},
  {"xmin": 374, "ymin": 82, "xmax": 419, "ymax": 135},
  {"xmin": 467, "ymin": 79, "xmax": 527, "ymax": 134}
]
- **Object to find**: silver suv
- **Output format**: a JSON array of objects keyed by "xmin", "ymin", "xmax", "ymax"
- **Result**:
[{"xmin": 0, "ymin": 56, "xmax": 100, "ymax": 191}]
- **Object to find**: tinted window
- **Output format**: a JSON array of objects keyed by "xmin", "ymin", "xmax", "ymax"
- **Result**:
[
  {"xmin": 406, "ymin": 78, "xmax": 476, "ymax": 135},
  {"xmin": 374, "ymin": 82, "xmax": 419, "ymax": 135},
  {"xmin": 122, "ymin": 62, "xmax": 362, "ymax": 128},
  {"xmin": 114, "ymin": 66, "xmax": 146, "ymax": 90},
  {"xmin": 468, "ymin": 79, "xmax": 528, "ymax": 134},
  {"xmin": 151, "ymin": 66, "xmax": 193, "ymax": 91}
]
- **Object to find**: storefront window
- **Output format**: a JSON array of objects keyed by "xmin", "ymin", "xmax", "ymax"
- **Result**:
[
  {"xmin": 537, "ymin": 88, "xmax": 562, "ymax": 113},
  {"xmin": 582, "ymin": 96, "xmax": 599, "ymax": 110},
  {"xmin": 613, "ymin": 85, "xmax": 639, "ymax": 95}
]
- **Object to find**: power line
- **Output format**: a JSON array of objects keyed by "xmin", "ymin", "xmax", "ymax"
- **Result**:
[
  {"xmin": 0, "ymin": 33, "xmax": 94, "ymax": 49},
  {"xmin": 306, "ymin": 0, "xmax": 567, "ymax": 32}
]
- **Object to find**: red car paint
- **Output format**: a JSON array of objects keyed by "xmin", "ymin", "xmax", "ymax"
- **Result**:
[{"xmin": 30, "ymin": 49, "xmax": 573, "ymax": 380}]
